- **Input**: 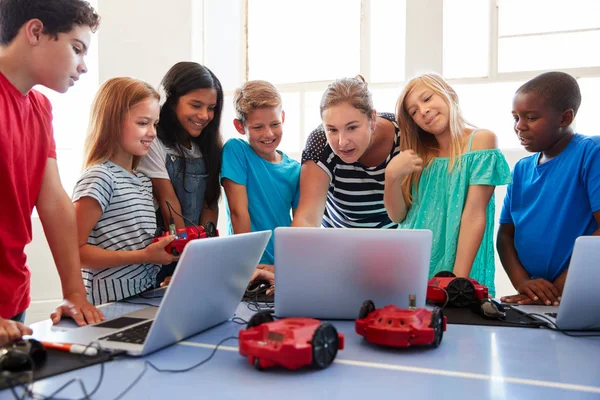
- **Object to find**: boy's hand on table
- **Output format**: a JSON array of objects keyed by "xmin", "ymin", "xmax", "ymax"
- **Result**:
[{"xmin": 501, "ymin": 278, "xmax": 561, "ymax": 306}]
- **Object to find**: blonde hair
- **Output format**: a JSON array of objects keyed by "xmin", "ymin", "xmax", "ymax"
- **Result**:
[
  {"xmin": 233, "ymin": 80, "xmax": 282, "ymax": 124},
  {"xmin": 320, "ymin": 75, "xmax": 374, "ymax": 119},
  {"xmin": 396, "ymin": 73, "xmax": 471, "ymax": 206},
  {"xmin": 84, "ymin": 77, "xmax": 159, "ymax": 170}
]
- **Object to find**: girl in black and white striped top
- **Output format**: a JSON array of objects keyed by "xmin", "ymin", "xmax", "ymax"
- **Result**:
[
  {"xmin": 72, "ymin": 78, "xmax": 178, "ymax": 305},
  {"xmin": 294, "ymin": 76, "xmax": 401, "ymax": 229}
]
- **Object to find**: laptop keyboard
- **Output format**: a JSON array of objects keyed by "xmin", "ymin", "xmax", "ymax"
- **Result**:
[
  {"xmin": 99, "ymin": 320, "xmax": 153, "ymax": 344},
  {"xmin": 545, "ymin": 312, "xmax": 558, "ymax": 318}
]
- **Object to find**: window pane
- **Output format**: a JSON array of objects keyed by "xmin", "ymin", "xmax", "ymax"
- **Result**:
[
  {"xmin": 371, "ymin": 87, "xmax": 402, "ymax": 115},
  {"xmin": 221, "ymin": 95, "xmax": 238, "ymax": 143},
  {"xmin": 248, "ymin": 0, "xmax": 361, "ymax": 83},
  {"xmin": 452, "ymin": 82, "xmax": 522, "ymax": 149},
  {"xmin": 280, "ymin": 93, "xmax": 302, "ymax": 154},
  {"xmin": 370, "ymin": 0, "xmax": 406, "ymax": 83},
  {"xmin": 203, "ymin": 0, "xmax": 243, "ymax": 91},
  {"xmin": 499, "ymin": 0, "xmax": 600, "ymax": 37},
  {"xmin": 576, "ymin": 78, "xmax": 600, "ymax": 136},
  {"xmin": 498, "ymin": 31, "xmax": 600, "ymax": 72},
  {"xmin": 443, "ymin": 0, "xmax": 490, "ymax": 78},
  {"xmin": 304, "ymin": 91, "xmax": 325, "ymax": 139}
]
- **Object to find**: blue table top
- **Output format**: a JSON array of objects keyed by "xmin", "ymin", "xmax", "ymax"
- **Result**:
[{"xmin": 2, "ymin": 292, "xmax": 599, "ymax": 400}]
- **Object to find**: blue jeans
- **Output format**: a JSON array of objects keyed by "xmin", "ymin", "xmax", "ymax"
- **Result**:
[
  {"xmin": 10, "ymin": 311, "xmax": 26, "ymax": 324},
  {"xmin": 156, "ymin": 153, "xmax": 208, "ymax": 287}
]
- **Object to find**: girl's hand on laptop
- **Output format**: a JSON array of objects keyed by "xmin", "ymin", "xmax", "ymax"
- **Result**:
[
  {"xmin": 160, "ymin": 276, "xmax": 172, "ymax": 287},
  {"xmin": 145, "ymin": 235, "xmax": 179, "ymax": 265}
]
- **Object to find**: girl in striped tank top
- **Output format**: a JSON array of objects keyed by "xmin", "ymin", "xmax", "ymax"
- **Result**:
[
  {"xmin": 294, "ymin": 76, "xmax": 401, "ymax": 229},
  {"xmin": 72, "ymin": 78, "xmax": 178, "ymax": 305}
]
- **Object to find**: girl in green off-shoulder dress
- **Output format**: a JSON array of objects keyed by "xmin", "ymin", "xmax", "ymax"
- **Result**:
[{"xmin": 384, "ymin": 73, "xmax": 511, "ymax": 296}]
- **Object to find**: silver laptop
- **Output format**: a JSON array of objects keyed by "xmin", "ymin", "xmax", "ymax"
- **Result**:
[
  {"xmin": 274, "ymin": 227, "xmax": 432, "ymax": 319},
  {"xmin": 57, "ymin": 231, "xmax": 271, "ymax": 355},
  {"xmin": 515, "ymin": 236, "xmax": 600, "ymax": 330}
]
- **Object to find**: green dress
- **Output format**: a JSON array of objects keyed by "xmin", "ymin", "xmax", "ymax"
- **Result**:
[{"xmin": 398, "ymin": 131, "xmax": 511, "ymax": 296}]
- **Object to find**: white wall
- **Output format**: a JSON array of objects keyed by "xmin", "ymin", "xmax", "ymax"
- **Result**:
[{"xmin": 23, "ymin": 0, "xmax": 527, "ymax": 324}]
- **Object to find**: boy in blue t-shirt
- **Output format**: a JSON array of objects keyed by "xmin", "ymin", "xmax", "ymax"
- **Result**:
[
  {"xmin": 498, "ymin": 72, "xmax": 600, "ymax": 306},
  {"xmin": 221, "ymin": 80, "xmax": 301, "ymax": 284}
]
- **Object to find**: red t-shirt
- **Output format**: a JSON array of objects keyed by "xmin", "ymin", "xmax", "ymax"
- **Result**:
[{"xmin": 0, "ymin": 72, "xmax": 56, "ymax": 319}]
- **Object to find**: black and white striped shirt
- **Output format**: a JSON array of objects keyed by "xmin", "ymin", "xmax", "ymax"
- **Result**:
[
  {"xmin": 73, "ymin": 161, "xmax": 159, "ymax": 305},
  {"xmin": 301, "ymin": 113, "xmax": 400, "ymax": 229}
]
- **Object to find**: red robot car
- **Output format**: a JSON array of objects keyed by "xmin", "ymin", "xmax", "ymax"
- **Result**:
[
  {"xmin": 153, "ymin": 222, "xmax": 219, "ymax": 256},
  {"xmin": 355, "ymin": 300, "xmax": 446, "ymax": 348},
  {"xmin": 426, "ymin": 271, "xmax": 489, "ymax": 307},
  {"xmin": 238, "ymin": 311, "xmax": 344, "ymax": 370}
]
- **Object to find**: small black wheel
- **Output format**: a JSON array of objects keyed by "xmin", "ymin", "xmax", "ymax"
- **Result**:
[
  {"xmin": 253, "ymin": 356, "xmax": 263, "ymax": 370},
  {"xmin": 171, "ymin": 248, "xmax": 179, "ymax": 256},
  {"xmin": 446, "ymin": 278, "xmax": 476, "ymax": 307},
  {"xmin": 429, "ymin": 308, "xmax": 444, "ymax": 348},
  {"xmin": 358, "ymin": 300, "xmax": 376, "ymax": 320},
  {"xmin": 246, "ymin": 311, "xmax": 274, "ymax": 329},
  {"xmin": 204, "ymin": 221, "xmax": 217, "ymax": 237},
  {"xmin": 434, "ymin": 271, "xmax": 456, "ymax": 278},
  {"xmin": 311, "ymin": 323, "xmax": 339, "ymax": 369}
]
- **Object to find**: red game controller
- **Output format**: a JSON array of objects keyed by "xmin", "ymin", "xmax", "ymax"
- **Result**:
[
  {"xmin": 426, "ymin": 271, "xmax": 489, "ymax": 307},
  {"xmin": 238, "ymin": 311, "xmax": 344, "ymax": 370},
  {"xmin": 355, "ymin": 300, "xmax": 446, "ymax": 348}
]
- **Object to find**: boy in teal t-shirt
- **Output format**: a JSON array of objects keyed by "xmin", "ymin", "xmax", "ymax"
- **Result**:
[{"xmin": 221, "ymin": 80, "xmax": 300, "ymax": 274}]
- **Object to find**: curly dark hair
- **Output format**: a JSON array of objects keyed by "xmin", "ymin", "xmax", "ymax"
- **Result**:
[
  {"xmin": 0, "ymin": 0, "xmax": 100, "ymax": 45},
  {"xmin": 516, "ymin": 71, "xmax": 582, "ymax": 116}
]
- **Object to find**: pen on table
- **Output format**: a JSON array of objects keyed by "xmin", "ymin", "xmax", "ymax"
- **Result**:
[{"xmin": 41, "ymin": 342, "xmax": 98, "ymax": 357}]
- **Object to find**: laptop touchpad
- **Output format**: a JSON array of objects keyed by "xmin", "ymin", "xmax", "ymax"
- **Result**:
[{"xmin": 95, "ymin": 317, "xmax": 146, "ymax": 329}]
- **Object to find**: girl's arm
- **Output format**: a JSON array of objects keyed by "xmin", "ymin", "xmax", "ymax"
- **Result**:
[
  {"xmin": 453, "ymin": 130, "xmax": 497, "ymax": 277},
  {"xmin": 151, "ymin": 178, "xmax": 186, "ymax": 229},
  {"xmin": 384, "ymin": 150, "xmax": 423, "ymax": 223},
  {"xmin": 74, "ymin": 197, "xmax": 177, "ymax": 269},
  {"xmin": 221, "ymin": 179, "xmax": 250, "ymax": 233},
  {"xmin": 453, "ymin": 184, "xmax": 494, "ymax": 277},
  {"xmin": 291, "ymin": 161, "xmax": 330, "ymax": 227}
]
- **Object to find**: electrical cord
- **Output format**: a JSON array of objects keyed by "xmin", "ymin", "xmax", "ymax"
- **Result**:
[
  {"xmin": 6, "ymin": 335, "xmax": 238, "ymax": 400},
  {"xmin": 525, "ymin": 313, "xmax": 600, "ymax": 337}
]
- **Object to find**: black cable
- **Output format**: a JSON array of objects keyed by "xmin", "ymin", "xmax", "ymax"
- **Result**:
[
  {"xmin": 526, "ymin": 313, "xmax": 600, "ymax": 337},
  {"xmin": 231, "ymin": 317, "xmax": 248, "ymax": 325},
  {"xmin": 145, "ymin": 336, "xmax": 238, "ymax": 373},
  {"xmin": 6, "ymin": 343, "xmax": 113, "ymax": 400},
  {"xmin": 164, "ymin": 200, "xmax": 202, "ymax": 236}
]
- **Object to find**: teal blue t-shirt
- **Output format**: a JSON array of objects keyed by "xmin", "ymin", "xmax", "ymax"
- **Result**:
[{"xmin": 221, "ymin": 138, "xmax": 300, "ymax": 264}]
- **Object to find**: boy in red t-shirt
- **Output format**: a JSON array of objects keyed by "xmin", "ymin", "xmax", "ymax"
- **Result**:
[{"xmin": 0, "ymin": 0, "xmax": 105, "ymax": 345}]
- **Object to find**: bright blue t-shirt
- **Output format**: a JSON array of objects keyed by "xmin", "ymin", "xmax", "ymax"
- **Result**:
[
  {"xmin": 221, "ymin": 138, "xmax": 300, "ymax": 264},
  {"xmin": 500, "ymin": 134, "xmax": 600, "ymax": 281}
]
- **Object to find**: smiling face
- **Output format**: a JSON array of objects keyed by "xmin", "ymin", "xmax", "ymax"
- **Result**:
[
  {"xmin": 321, "ymin": 102, "xmax": 375, "ymax": 163},
  {"xmin": 175, "ymin": 88, "xmax": 218, "ymax": 138},
  {"xmin": 31, "ymin": 24, "xmax": 92, "ymax": 93},
  {"xmin": 512, "ymin": 91, "xmax": 566, "ymax": 153},
  {"xmin": 119, "ymin": 97, "xmax": 160, "ymax": 158},
  {"xmin": 236, "ymin": 106, "xmax": 285, "ymax": 161},
  {"xmin": 404, "ymin": 82, "xmax": 450, "ymax": 137}
]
